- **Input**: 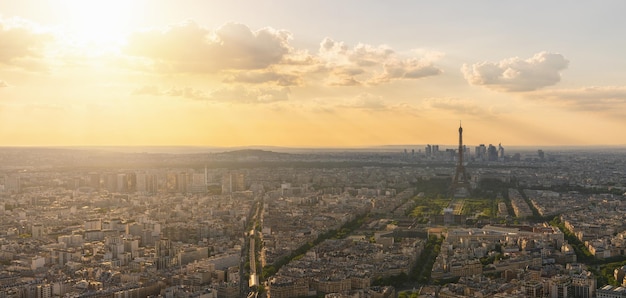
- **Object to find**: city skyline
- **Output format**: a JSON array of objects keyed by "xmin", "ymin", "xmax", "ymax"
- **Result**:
[{"xmin": 2, "ymin": 1, "xmax": 626, "ymax": 147}]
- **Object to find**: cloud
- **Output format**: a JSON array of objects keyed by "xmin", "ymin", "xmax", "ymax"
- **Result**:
[
  {"xmin": 329, "ymin": 76, "xmax": 362, "ymax": 87},
  {"xmin": 462, "ymin": 52, "xmax": 569, "ymax": 92},
  {"xmin": 165, "ymin": 87, "xmax": 209, "ymax": 100},
  {"xmin": 319, "ymin": 38, "xmax": 443, "ymax": 86},
  {"xmin": 316, "ymin": 93, "xmax": 386, "ymax": 112},
  {"xmin": 527, "ymin": 86, "xmax": 626, "ymax": 113},
  {"xmin": 209, "ymin": 86, "xmax": 290, "ymax": 103},
  {"xmin": 124, "ymin": 22, "xmax": 441, "ymax": 88},
  {"xmin": 281, "ymin": 51, "xmax": 318, "ymax": 66},
  {"xmin": 319, "ymin": 38, "xmax": 349, "ymax": 63},
  {"xmin": 350, "ymin": 93, "xmax": 387, "ymax": 110},
  {"xmin": 0, "ymin": 18, "xmax": 53, "ymax": 70},
  {"xmin": 370, "ymin": 59, "xmax": 442, "ymax": 85},
  {"xmin": 349, "ymin": 43, "xmax": 395, "ymax": 67},
  {"xmin": 125, "ymin": 22, "xmax": 293, "ymax": 73},
  {"xmin": 226, "ymin": 70, "xmax": 301, "ymax": 86},
  {"xmin": 325, "ymin": 67, "xmax": 365, "ymax": 86},
  {"xmin": 0, "ymin": 80, "xmax": 8, "ymax": 88},
  {"xmin": 132, "ymin": 85, "xmax": 208, "ymax": 100},
  {"xmin": 320, "ymin": 39, "xmax": 393, "ymax": 66},
  {"xmin": 132, "ymin": 84, "xmax": 288, "ymax": 103},
  {"xmin": 331, "ymin": 93, "xmax": 420, "ymax": 115},
  {"xmin": 425, "ymin": 97, "xmax": 497, "ymax": 119}
]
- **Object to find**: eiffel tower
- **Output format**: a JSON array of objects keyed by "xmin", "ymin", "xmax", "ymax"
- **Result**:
[{"xmin": 451, "ymin": 122, "xmax": 471, "ymax": 198}]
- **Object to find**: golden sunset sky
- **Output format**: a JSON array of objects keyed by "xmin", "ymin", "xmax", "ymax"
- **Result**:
[{"xmin": 1, "ymin": 1, "xmax": 625, "ymax": 147}]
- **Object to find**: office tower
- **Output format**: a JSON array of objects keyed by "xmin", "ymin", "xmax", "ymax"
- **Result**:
[
  {"xmin": 487, "ymin": 144, "xmax": 498, "ymax": 161},
  {"xmin": 221, "ymin": 172, "xmax": 246, "ymax": 194},
  {"xmin": 136, "ymin": 172, "xmax": 147, "ymax": 193},
  {"xmin": 104, "ymin": 173, "xmax": 118, "ymax": 193},
  {"xmin": 136, "ymin": 172, "xmax": 157, "ymax": 194},
  {"xmin": 166, "ymin": 172, "xmax": 178, "ymax": 193},
  {"xmin": 451, "ymin": 123, "xmax": 471, "ymax": 198},
  {"xmin": 191, "ymin": 173, "xmax": 208, "ymax": 193},
  {"xmin": 126, "ymin": 172, "xmax": 136, "ymax": 193},
  {"xmin": 116, "ymin": 173, "xmax": 127, "ymax": 193},
  {"xmin": 475, "ymin": 144, "xmax": 486, "ymax": 161},
  {"xmin": 177, "ymin": 172, "xmax": 189, "ymax": 193},
  {"xmin": 89, "ymin": 173, "xmax": 100, "ymax": 189},
  {"xmin": 156, "ymin": 238, "xmax": 174, "ymax": 270},
  {"xmin": 146, "ymin": 173, "xmax": 158, "ymax": 194},
  {"xmin": 234, "ymin": 172, "xmax": 245, "ymax": 191}
]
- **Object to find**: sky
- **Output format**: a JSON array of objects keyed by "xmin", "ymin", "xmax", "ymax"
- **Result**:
[{"xmin": 1, "ymin": 1, "xmax": 626, "ymax": 148}]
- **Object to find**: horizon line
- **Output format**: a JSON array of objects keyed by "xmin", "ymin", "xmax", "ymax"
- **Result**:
[{"xmin": 1, "ymin": 144, "xmax": 626, "ymax": 150}]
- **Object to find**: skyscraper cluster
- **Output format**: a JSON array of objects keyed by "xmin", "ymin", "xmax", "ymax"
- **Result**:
[
  {"xmin": 473, "ymin": 143, "xmax": 504, "ymax": 162},
  {"xmin": 425, "ymin": 142, "xmax": 504, "ymax": 162}
]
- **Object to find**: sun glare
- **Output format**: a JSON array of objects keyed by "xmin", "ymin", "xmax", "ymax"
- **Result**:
[{"xmin": 58, "ymin": 0, "xmax": 137, "ymax": 48}]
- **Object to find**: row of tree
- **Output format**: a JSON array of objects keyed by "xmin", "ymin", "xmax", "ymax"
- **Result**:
[{"xmin": 261, "ymin": 212, "xmax": 370, "ymax": 280}]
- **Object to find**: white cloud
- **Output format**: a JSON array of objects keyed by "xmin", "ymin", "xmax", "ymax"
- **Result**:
[
  {"xmin": 132, "ymin": 85, "xmax": 208, "ymax": 100},
  {"xmin": 0, "ymin": 17, "xmax": 53, "ymax": 71},
  {"xmin": 350, "ymin": 93, "xmax": 386, "ymax": 109},
  {"xmin": 325, "ymin": 67, "xmax": 366, "ymax": 86},
  {"xmin": 124, "ymin": 23, "xmax": 442, "ymax": 88},
  {"xmin": 165, "ymin": 87, "xmax": 209, "ymax": 100},
  {"xmin": 462, "ymin": 52, "xmax": 569, "ymax": 92},
  {"xmin": 349, "ymin": 43, "xmax": 394, "ymax": 66},
  {"xmin": 425, "ymin": 97, "xmax": 498, "ymax": 119},
  {"xmin": 328, "ymin": 76, "xmax": 362, "ymax": 87},
  {"xmin": 319, "ymin": 38, "xmax": 349, "ymax": 64},
  {"xmin": 318, "ymin": 38, "xmax": 443, "ymax": 86},
  {"xmin": 125, "ymin": 22, "xmax": 293, "ymax": 73},
  {"xmin": 226, "ymin": 70, "xmax": 301, "ymax": 86},
  {"xmin": 330, "ymin": 93, "xmax": 420, "ymax": 115},
  {"xmin": 133, "ymin": 84, "xmax": 289, "ymax": 103},
  {"xmin": 370, "ymin": 59, "xmax": 442, "ymax": 85},
  {"xmin": 209, "ymin": 86, "xmax": 290, "ymax": 103}
]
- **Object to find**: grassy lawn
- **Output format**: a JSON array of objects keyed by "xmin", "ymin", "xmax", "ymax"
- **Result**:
[
  {"xmin": 408, "ymin": 178, "xmax": 505, "ymax": 220},
  {"xmin": 408, "ymin": 195, "xmax": 451, "ymax": 219},
  {"xmin": 461, "ymin": 198, "xmax": 500, "ymax": 218}
]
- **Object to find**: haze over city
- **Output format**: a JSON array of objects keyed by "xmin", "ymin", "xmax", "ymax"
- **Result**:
[{"xmin": 1, "ymin": 1, "xmax": 626, "ymax": 147}]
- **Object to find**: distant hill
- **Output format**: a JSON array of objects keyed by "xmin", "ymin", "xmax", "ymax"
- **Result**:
[{"xmin": 214, "ymin": 149, "xmax": 292, "ymax": 159}]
